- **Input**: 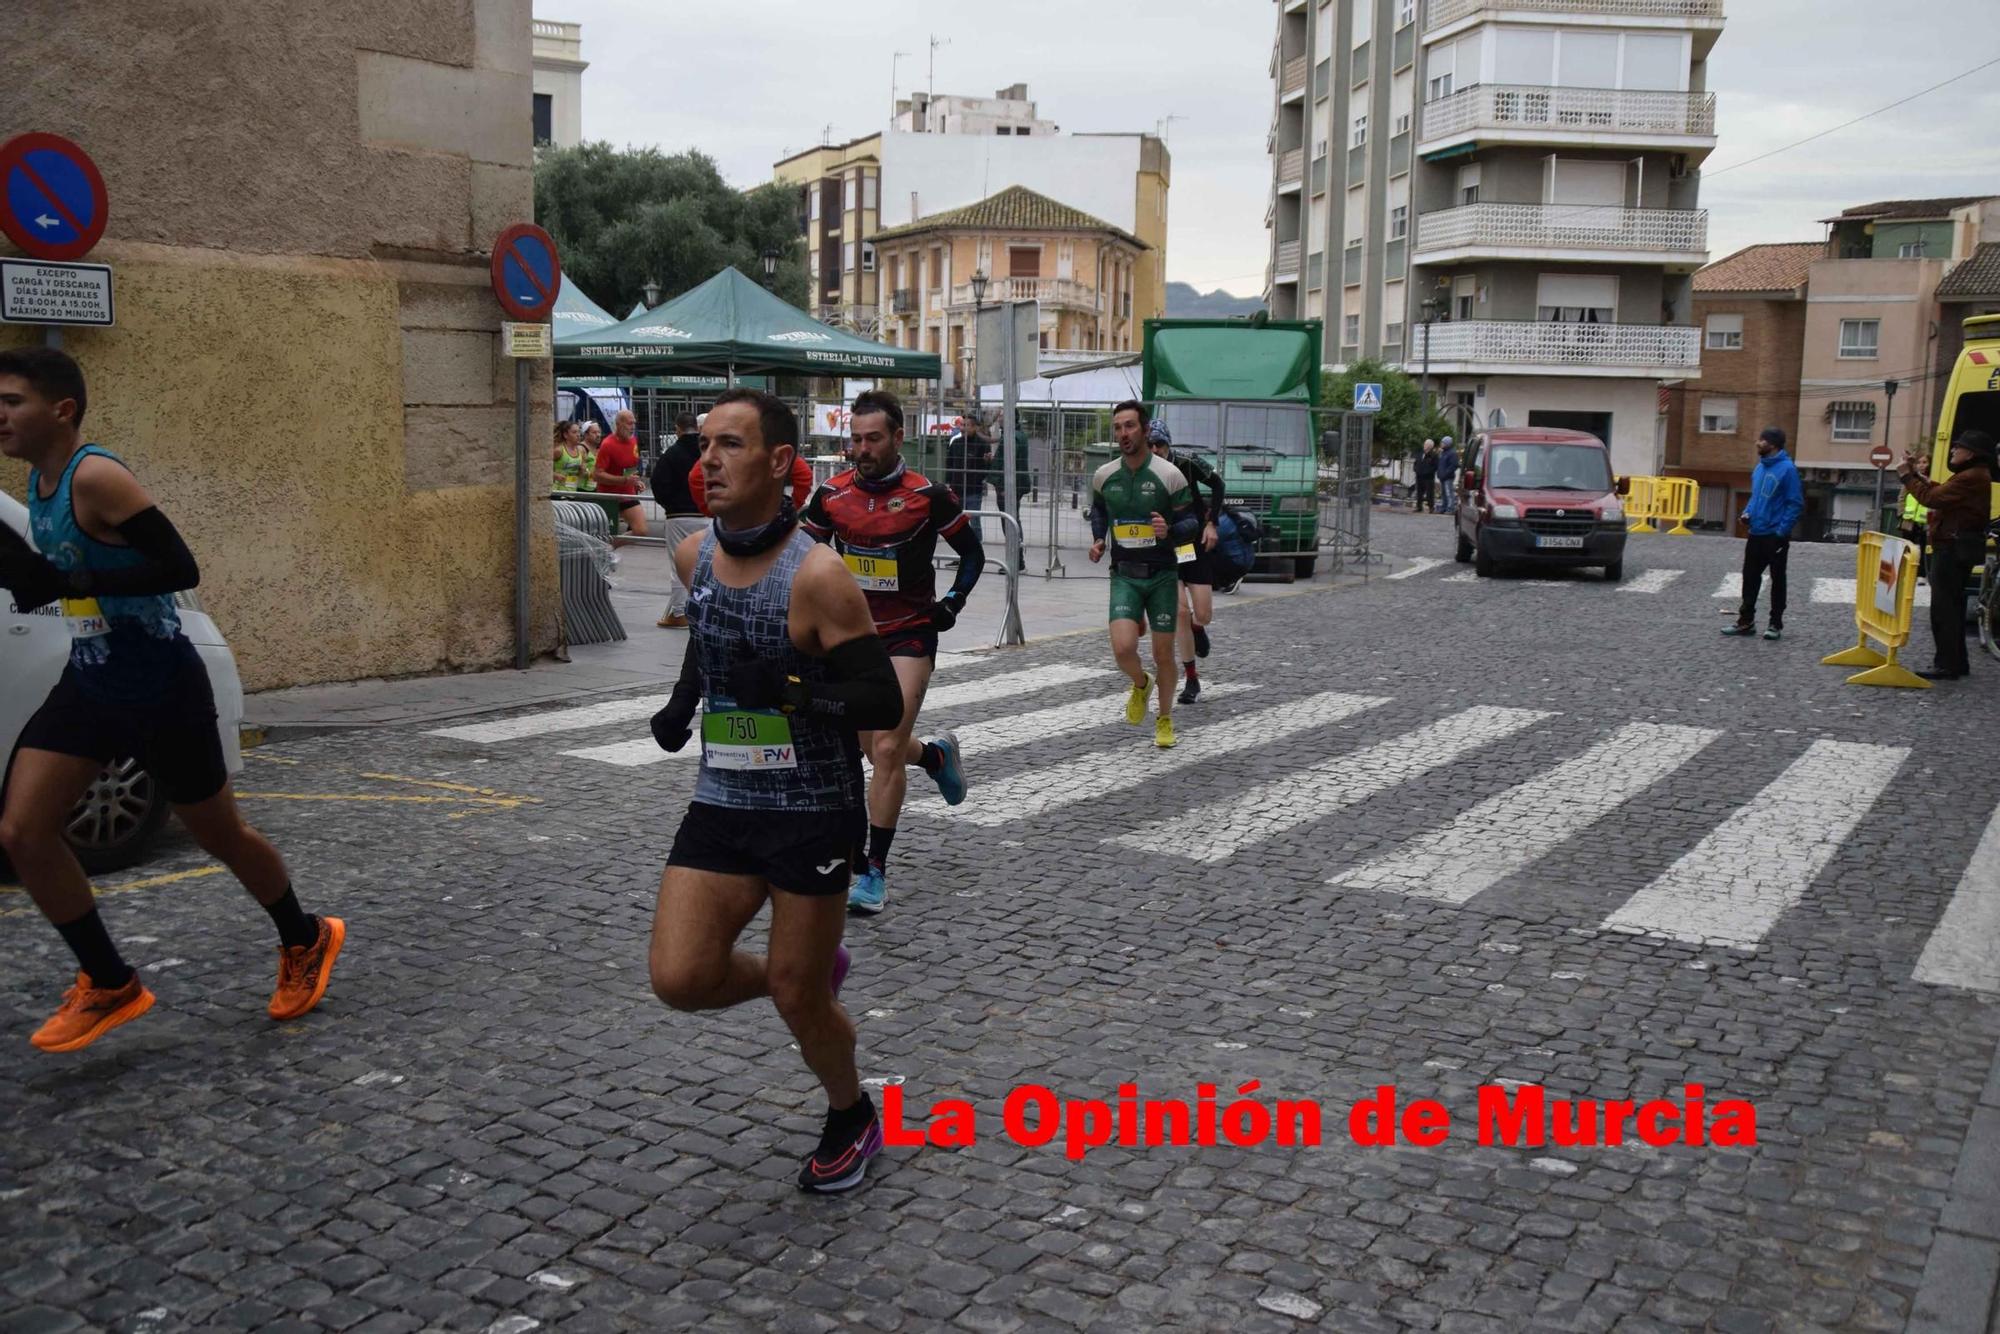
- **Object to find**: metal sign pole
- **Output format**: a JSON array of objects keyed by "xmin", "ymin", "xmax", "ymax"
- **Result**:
[
  {"xmin": 998, "ymin": 302, "xmax": 1025, "ymax": 645},
  {"xmin": 514, "ymin": 358, "xmax": 531, "ymax": 669}
]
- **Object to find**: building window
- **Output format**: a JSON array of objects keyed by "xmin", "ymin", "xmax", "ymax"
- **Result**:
[
  {"xmin": 930, "ymin": 247, "xmax": 943, "ymax": 289},
  {"xmin": 809, "ymin": 192, "xmax": 821, "ymax": 222},
  {"xmin": 1426, "ymin": 69, "xmax": 1454, "ymax": 102},
  {"xmin": 1390, "ymin": 205, "xmax": 1408, "ymax": 240},
  {"xmin": 1898, "ymin": 240, "xmax": 1927, "ymax": 258},
  {"xmin": 1351, "ymin": 114, "xmax": 1368, "ymax": 147},
  {"xmin": 863, "ymin": 175, "xmax": 878, "ymax": 211},
  {"xmin": 1705, "ymin": 314, "xmax": 1744, "ymax": 350},
  {"xmin": 1008, "ymin": 246, "xmax": 1039, "ymax": 278},
  {"xmin": 1395, "ymin": 111, "xmax": 1411, "ymax": 136},
  {"xmin": 1838, "ymin": 318, "xmax": 1879, "ymax": 359},
  {"xmin": 1831, "ymin": 406, "xmax": 1877, "ymax": 442},
  {"xmin": 861, "ymin": 242, "xmax": 876, "ymax": 273},
  {"xmin": 1386, "ymin": 321, "xmax": 1404, "ymax": 345},
  {"xmin": 532, "ymin": 93, "xmax": 553, "ymax": 147},
  {"xmin": 842, "ymin": 242, "xmax": 856, "ymax": 272},
  {"xmin": 1396, "ymin": 0, "xmax": 1415, "ymax": 27},
  {"xmin": 1536, "ymin": 274, "xmax": 1616, "ymax": 324},
  {"xmin": 1457, "ymin": 163, "xmax": 1481, "ymax": 206},
  {"xmin": 1699, "ymin": 397, "xmax": 1738, "ymax": 433},
  {"xmin": 1343, "ymin": 313, "xmax": 1361, "ymax": 345},
  {"xmin": 844, "ymin": 177, "xmax": 857, "ymax": 212}
]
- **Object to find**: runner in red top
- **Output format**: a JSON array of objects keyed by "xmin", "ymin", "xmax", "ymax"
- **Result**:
[
  {"xmin": 593, "ymin": 409, "xmax": 651, "ymax": 541},
  {"xmin": 801, "ymin": 389, "xmax": 981, "ymax": 916}
]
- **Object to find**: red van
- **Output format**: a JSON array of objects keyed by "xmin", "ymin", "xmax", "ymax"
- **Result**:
[{"xmin": 1454, "ymin": 428, "xmax": 1628, "ymax": 581}]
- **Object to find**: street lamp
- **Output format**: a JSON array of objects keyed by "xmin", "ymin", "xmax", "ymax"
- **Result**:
[
  {"xmin": 970, "ymin": 269, "xmax": 989, "ymax": 311},
  {"xmin": 760, "ymin": 247, "xmax": 780, "ymax": 287},
  {"xmin": 1419, "ymin": 296, "xmax": 1442, "ymax": 414},
  {"xmin": 642, "ymin": 277, "xmax": 661, "ymax": 309}
]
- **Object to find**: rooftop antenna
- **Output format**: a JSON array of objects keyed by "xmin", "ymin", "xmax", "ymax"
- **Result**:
[
  {"xmin": 928, "ymin": 34, "xmax": 951, "ymax": 126},
  {"xmin": 891, "ymin": 50, "xmax": 913, "ymax": 124},
  {"xmin": 1158, "ymin": 113, "xmax": 1185, "ymax": 144}
]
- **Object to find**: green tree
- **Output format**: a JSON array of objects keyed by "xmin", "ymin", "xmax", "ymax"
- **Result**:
[
  {"xmin": 1320, "ymin": 358, "xmax": 1454, "ymax": 463},
  {"xmin": 533, "ymin": 143, "xmax": 809, "ymax": 313}
]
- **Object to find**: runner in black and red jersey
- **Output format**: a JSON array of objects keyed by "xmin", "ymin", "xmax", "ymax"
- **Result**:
[{"xmin": 801, "ymin": 390, "xmax": 981, "ymax": 916}]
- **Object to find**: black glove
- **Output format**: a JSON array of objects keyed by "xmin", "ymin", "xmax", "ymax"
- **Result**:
[
  {"xmin": 649, "ymin": 695, "xmax": 696, "ymax": 753},
  {"xmin": 928, "ymin": 596, "xmax": 961, "ymax": 633},
  {"xmin": 727, "ymin": 657, "xmax": 805, "ymax": 714}
]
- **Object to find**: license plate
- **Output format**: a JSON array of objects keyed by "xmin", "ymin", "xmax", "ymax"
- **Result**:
[{"xmin": 1535, "ymin": 535, "xmax": 1585, "ymax": 549}]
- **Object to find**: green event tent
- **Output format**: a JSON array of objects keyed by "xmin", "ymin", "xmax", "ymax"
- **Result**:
[
  {"xmin": 558, "ymin": 266, "xmax": 940, "ymax": 380},
  {"xmin": 550, "ymin": 274, "xmax": 621, "ymax": 346}
]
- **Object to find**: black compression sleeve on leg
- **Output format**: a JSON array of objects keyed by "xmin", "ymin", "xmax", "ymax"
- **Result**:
[{"xmin": 67, "ymin": 507, "xmax": 201, "ymax": 598}]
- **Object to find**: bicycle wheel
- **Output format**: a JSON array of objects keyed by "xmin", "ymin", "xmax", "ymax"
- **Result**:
[{"xmin": 1980, "ymin": 580, "xmax": 2000, "ymax": 663}]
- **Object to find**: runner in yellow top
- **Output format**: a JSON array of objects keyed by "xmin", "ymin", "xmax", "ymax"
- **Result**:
[{"xmin": 1087, "ymin": 401, "xmax": 1201, "ymax": 748}]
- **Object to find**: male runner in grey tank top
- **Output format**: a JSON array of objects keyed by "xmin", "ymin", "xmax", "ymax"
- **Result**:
[{"xmin": 645, "ymin": 389, "xmax": 905, "ymax": 1193}]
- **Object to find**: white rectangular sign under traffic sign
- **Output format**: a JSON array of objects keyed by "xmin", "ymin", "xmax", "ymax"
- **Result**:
[
  {"xmin": 0, "ymin": 257, "xmax": 113, "ymax": 327},
  {"xmin": 501, "ymin": 321, "xmax": 552, "ymax": 358}
]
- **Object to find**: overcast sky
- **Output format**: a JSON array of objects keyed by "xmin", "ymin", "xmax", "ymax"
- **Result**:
[{"xmin": 543, "ymin": 1, "xmax": 2000, "ymax": 296}]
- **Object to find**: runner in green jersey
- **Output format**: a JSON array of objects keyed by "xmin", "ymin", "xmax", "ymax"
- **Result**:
[{"xmin": 1087, "ymin": 401, "xmax": 1202, "ymax": 748}]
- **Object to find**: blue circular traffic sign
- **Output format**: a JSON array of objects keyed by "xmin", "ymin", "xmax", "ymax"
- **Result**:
[
  {"xmin": 490, "ymin": 222, "xmax": 561, "ymax": 322},
  {"xmin": 0, "ymin": 133, "xmax": 109, "ymax": 262}
]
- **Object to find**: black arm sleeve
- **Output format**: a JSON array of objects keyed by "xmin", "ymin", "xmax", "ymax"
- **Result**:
[
  {"xmin": 1165, "ymin": 503, "xmax": 1203, "ymax": 546},
  {"xmin": 68, "ymin": 507, "xmax": 200, "ymax": 597},
  {"xmin": 1088, "ymin": 494, "xmax": 1109, "ymax": 541},
  {"xmin": 942, "ymin": 521, "xmax": 984, "ymax": 604},
  {"xmin": 786, "ymin": 634, "xmax": 903, "ymax": 730}
]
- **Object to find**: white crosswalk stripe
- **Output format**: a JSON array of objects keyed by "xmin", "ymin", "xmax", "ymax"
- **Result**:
[
  {"xmin": 1912, "ymin": 801, "xmax": 2000, "ymax": 995},
  {"xmin": 559, "ymin": 664, "xmax": 1109, "ymax": 767},
  {"xmin": 432, "ymin": 696, "xmax": 668, "ymax": 744},
  {"xmin": 1600, "ymin": 739, "xmax": 1907, "ymax": 947},
  {"xmin": 907, "ymin": 690, "xmax": 1389, "ymax": 826},
  {"xmin": 1110, "ymin": 705, "xmax": 1553, "ymax": 865},
  {"xmin": 1329, "ymin": 722, "xmax": 1720, "ymax": 903},
  {"xmin": 1387, "ymin": 557, "xmax": 1449, "ymax": 580},
  {"xmin": 1617, "ymin": 569, "xmax": 1685, "ymax": 594},
  {"xmin": 947, "ymin": 684, "xmax": 1250, "ymax": 758},
  {"xmin": 1710, "ymin": 573, "xmax": 1929, "ymax": 607}
]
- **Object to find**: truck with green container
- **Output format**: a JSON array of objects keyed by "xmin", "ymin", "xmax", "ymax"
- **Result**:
[{"xmin": 1140, "ymin": 316, "xmax": 1325, "ymax": 579}]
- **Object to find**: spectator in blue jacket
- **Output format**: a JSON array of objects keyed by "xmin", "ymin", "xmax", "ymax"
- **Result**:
[
  {"xmin": 1437, "ymin": 438, "xmax": 1460, "ymax": 514},
  {"xmin": 1723, "ymin": 427, "xmax": 1805, "ymax": 640}
]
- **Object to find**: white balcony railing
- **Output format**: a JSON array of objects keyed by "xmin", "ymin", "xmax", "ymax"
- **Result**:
[
  {"xmin": 1420, "ymin": 84, "xmax": 1716, "ymax": 144},
  {"xmin": 946, "ymin": 277, "xmax": 1100, "ymax": 311},
  {"xmin": 1427, "ymin": 0, "xmax": 1723, "ymax": 30},
  {"xmin": 1277, "ymin": 148, "xmax": 1305, "ymax": 187},
  {"xmin": 1274, "ymin": 240, "xmax": 1302, "ymax": 276},
  {"xmin": 1413, "ymin": 320, "xmax": 1699, "ymax": 370},
  {"xmin": 1281, "ymin": 56, "xmax": 1308, "ymax": 97},
  {"xmin": 1414, "ymin": 202, "xmax": 1708, "ymax": 256}
]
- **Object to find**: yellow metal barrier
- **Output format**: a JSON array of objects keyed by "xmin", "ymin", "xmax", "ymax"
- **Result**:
[
  {"xmin": 1820, "ymin": 531, "xmax": 1930, "ymax": 689},
  {"xmin": 1656, "ymin": 477, "xmax": 1700, "ymax": 535},
  {"xmin": 1625, "ymin": 476, "xmax": 1660, "ymax": 533}
]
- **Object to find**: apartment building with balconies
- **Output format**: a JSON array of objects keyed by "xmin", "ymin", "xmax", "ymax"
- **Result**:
[
  {"xmin": 869, "ymin": 186, "xmax": 1147, "ymax": 391},
  {"xmin": 1266, "ymin": 0, "xmax": 1721, "ymax": 474},
  {"xmin": 772, "ymin": 135, "xmax": 885, "ymax": 336}
]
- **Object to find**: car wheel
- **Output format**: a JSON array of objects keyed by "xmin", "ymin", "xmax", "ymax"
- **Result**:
[
  {"xmin": 66, "ymin": 757, "xmax": 170, "ymax": 875},
  {"xmin": 1603, "ymin": 559, "xmax": 1624, "ymax": 583},
  {"xmin": 1474, "ymin": 539, "xmax": 1496, "ymax": 578},
  {"xmin": 1454, "ymin": 530, "xmax": 1474, "ymax": 563}
]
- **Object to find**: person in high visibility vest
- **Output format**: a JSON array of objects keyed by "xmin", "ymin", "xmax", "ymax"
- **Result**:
[{"xmin": 1899, "ymin": 488, "xmax": 1928, "ymax": 572}]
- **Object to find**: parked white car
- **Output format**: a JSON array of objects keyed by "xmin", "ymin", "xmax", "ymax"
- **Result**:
[{"xmin": 1, "ymin": 489, "xmax": 244, "ymax": 873}]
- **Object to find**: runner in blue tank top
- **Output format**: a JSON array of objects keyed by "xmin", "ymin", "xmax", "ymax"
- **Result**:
[
  {"xmin": 644, "ymin": 388, "xmax": 905, "ymax": 1193},
  {"xmin": 0, "ymin": 348, "xmax": 344, "ymax": 1053}
]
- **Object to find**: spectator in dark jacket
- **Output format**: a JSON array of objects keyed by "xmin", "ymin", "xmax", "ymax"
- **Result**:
[
  {"xmin": 1898, "ymin": 429, "xmax": 1996, "ymax": 679},
  {"xmin": 1437, "ymin": 438, "xmax": 1460, "ymax": 514},
  {"xmin": 1414, "ymin": 440, "xmax": 1439, "ymax": 513},
  {"xmin": 652, "ymin": 412, "xmax": 706, "ymax": 628}
]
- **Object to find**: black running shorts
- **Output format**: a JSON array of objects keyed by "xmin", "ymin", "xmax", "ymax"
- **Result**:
[
  {"xmin": 668, "ymin": 802, "xmax": 864, "ymax": 897},
  {"xmin": 16, "ymin": 650, "xmax": 229, "ymax": 806},
  {"xmin": 880, "ymin": 627, "xmax": 939, "ymax": 660},
  {"xmin": 1177, "ymin": 549, "xmax": 1213, "ymax": 586}
]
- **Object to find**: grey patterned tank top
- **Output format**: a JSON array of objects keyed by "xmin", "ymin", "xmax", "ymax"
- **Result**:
[{"xmin": 689, "ymin": 526, "xmax": 863, "ymax": 811}]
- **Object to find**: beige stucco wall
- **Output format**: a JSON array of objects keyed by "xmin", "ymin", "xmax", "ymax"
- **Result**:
[
  {"xmin": 0, "ymin": 0, "xmax": 559, "ymax": 690},
  {"xmin": 1796, "ymin": 257, "xmax": 1944, "ymax": 468}
]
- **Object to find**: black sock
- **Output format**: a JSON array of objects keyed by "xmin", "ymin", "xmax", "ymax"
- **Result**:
[
  {"xmin": 828, "ymin": 1091, "xmax": 877, "ymax": 1129},
  {"xmin": 263, "ymin": 887, "xmax": 319, "ymax": 950},
  {"xmin": 867, "ymin": 825, "xmax": 896, "ymax": 870},
  {"xmin": 917, "ymin": 742, "xmax": 944, "ymax": 774},
  {"xmin": 55, "ymin": 910, "xmax": 133, "ymax": 989}
]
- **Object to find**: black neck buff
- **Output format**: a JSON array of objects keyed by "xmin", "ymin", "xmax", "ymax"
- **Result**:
[
  {"xmin": 713, "ymin": 497, "xmax": 798, "ymax": 557},
  {"xmin": 854, "ymin": 458, "xmax": 907, "ymax": 493}
]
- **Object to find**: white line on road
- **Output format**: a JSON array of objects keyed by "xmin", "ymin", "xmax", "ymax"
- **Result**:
[
  {"xmin": 1912, "ymin": 801, "xmax": 2000, "ymax": 994},
  {"xmin": 1329, "ymin": 722, "xmax": 1720, "ymax": 903},
  {"xmin": 949, "ymin": 684, "xmax": 1251, "ymax": 757},
  {"xmin": 908, "ymin": 690, "xmax": 1389, "ymax": 826},
  {"xmin": 1443, "ymin": 571, "xmax": 1478, "ymax": 584},
  {"xmin": 1111, "ymin": 705, "xmax": 1553, "ymax": 865},
  {"xmin": 1812, "ymin": 576, "xmax": 1930, "ymax": 608},
  {"xmin": 1387, "ymin": 557, "xmax": 1449, "ymax": 580},
  {"xmin": 1599, "ymin": 739, "xmax": 1907, "ymax": 947},
  {"xmin": 432, "ymin": 696, "xmax": 668, "ymax": 744},
  {"xmin": 1617, "ymin": 569, "xmax": 1686, "ymax": 594},
  {"xmin": 559, "ymin": 664, "xmax": 1109, "ymax": 767}
]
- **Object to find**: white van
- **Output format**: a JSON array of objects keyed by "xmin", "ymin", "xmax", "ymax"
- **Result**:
[{"xmin": 2, "ymin": 489, "xmax": 244, "ymax": 872}]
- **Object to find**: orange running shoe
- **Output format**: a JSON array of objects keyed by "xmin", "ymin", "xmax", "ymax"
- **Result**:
[
  {"xmin": 269, "ymin": 916, "xmax": 345, "ymax": 1021},
  {"xmin": 31, "ymin": 972, "xmax": 156, "ymax": 1052}
]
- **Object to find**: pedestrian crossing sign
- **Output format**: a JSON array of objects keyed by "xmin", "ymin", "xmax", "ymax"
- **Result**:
[{"xmin": 1354, "ymin": 382, "xmax": 1383, "ymax": 413}]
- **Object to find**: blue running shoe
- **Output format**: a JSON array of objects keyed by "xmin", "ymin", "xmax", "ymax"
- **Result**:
[
  {"xmin": 849, "ymin": 865, "xmax": 887, "ymax": 915},
  {"xmin": 928, "ymin": 730, "xmax": 968, "ymax": 806}
]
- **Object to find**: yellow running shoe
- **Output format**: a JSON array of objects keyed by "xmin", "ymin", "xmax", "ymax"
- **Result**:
[
  {"xmin": 31, "ymin": 972, "xmax": 155, "ymax": 1052},
  {"xmin": 1124, "ymin": 672, "xmax": 1152, "ymax": 725},
  {"xmin": 1155, "ymin": 716, "xmax": 1177, "ymax": 749}
]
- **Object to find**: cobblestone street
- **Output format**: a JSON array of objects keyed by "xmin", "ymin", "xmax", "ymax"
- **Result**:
[{"xmin": 4, "ymin": 517, "xmax": 1999, "ymax": 1333}]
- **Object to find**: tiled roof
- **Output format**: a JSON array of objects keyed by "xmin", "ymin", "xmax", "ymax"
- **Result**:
[
  {"xmin": 1824, "ymin": 196, "xmax": 1996, "ymax": 223},
  {"xmin": 1937, "ymin": 242, "xmax": 2000, "ymax": 299},
  {"xmin": 1693, "ymin": 242, "xmax": 1821, "ymax": 294},
  {"xmin": 871, "ymin": 185, "xmax": 1148, "ymax": 248}
]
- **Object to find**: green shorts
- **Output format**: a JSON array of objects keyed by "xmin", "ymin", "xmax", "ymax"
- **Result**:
[{"xmin": 1109, "ymin": 567, "xmax": 1181, "ymax": 634}]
